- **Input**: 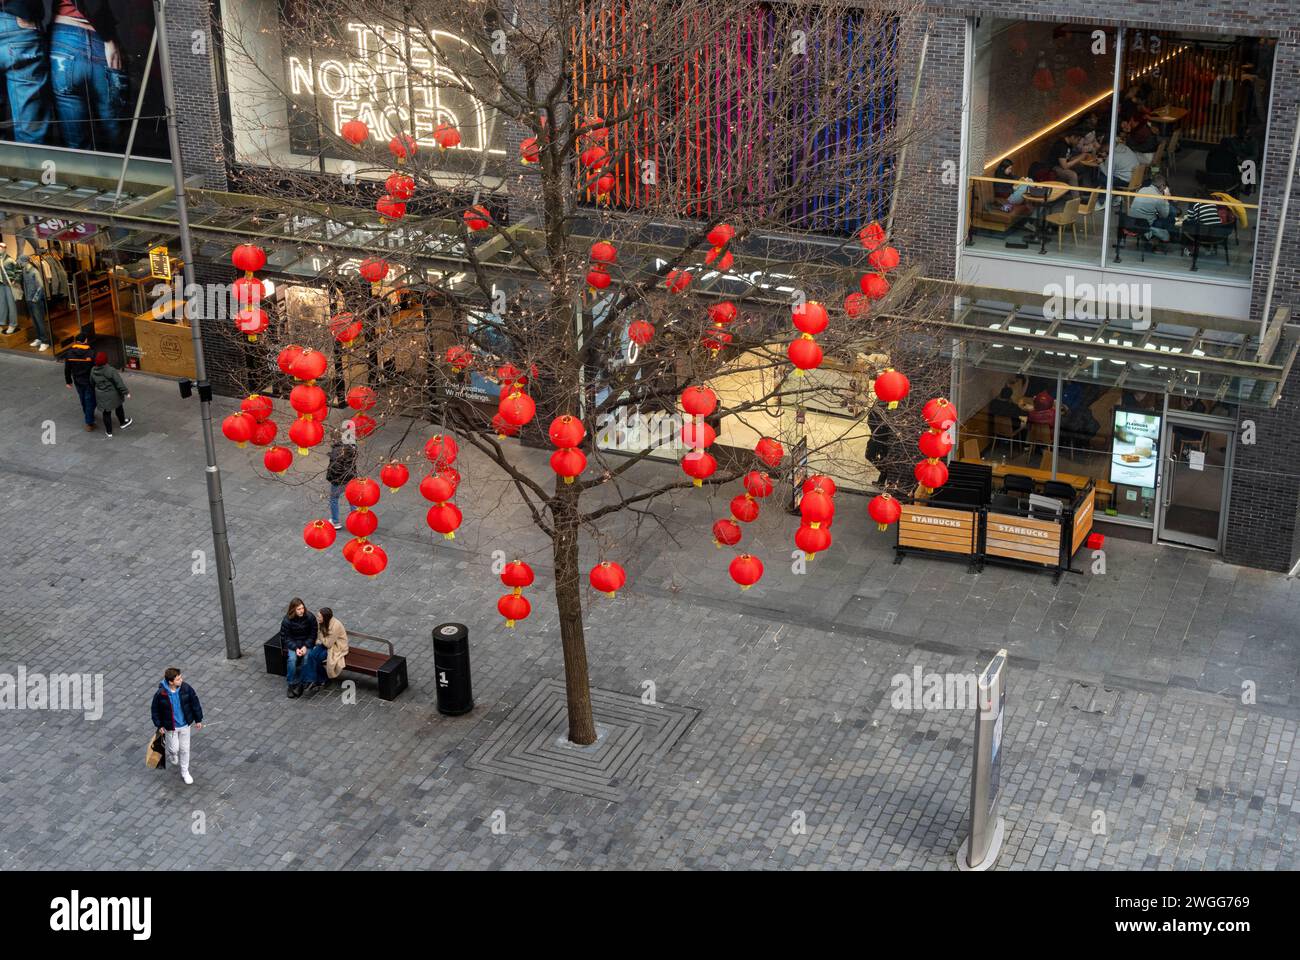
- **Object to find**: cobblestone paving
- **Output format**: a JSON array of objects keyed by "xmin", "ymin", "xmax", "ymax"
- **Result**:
[{"xmin": 0, "ymin": 352, "xmax": 1296, "ymax": 869}]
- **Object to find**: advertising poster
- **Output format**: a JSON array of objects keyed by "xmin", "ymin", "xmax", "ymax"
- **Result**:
[
  {"xmin": 0, "ymin": 1, "xmax": 167, "ymax": 156},
  {"xmin": 1110, "ymin": 410, "xmax": 1161, "ymax": 487}
]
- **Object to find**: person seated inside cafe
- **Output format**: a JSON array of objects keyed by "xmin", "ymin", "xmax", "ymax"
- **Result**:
[
  {"xmin": 1048, "ymin": 130, "xmax": 1090, "ymax": 187},
  {"xmin": 1109, "ymin": 132, "xmax": 1143, "ymax": 190},
  {"xmin": 1179, "ymin": 187, "xmax": 1233, "ymax": 256},
  {"xmin": 1128, "ymin": 173, "xmax": 1178, "ymax": 244},
  {"xmin": 993, "ymin": 159, "xmax": 1034, "ymax": 214},
  {"xmin": 1026, "ymin": 390, "xmax": 1058, "ymax": 457},
  {"xmin": 988, "ymin": 386, "xmax": 1027, "ymax": 440},
  {"xmin": 1121, "ymin": 115, "xmax": 1160, "ymax": 160}
]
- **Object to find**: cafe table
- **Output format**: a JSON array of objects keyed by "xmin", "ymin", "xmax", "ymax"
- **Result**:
[{"xmin": 1022, "ymin": 182, "xmax": 1072, "ymax": 254}]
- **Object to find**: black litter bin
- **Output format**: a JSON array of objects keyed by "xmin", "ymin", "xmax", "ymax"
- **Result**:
[{"xmin": 432, "ymin": 623, "xmax": 473, "ymax": 715}]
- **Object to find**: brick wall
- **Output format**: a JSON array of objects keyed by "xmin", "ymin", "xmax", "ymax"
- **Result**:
[{"xmin": 166, "ymin": 0, "xmax": 228, "ymax": 191}]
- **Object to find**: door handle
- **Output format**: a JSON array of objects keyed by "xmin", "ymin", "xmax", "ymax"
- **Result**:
[{"xmin": 1163, "ymin": 456, "xmax": 1174, "ymax": 507}]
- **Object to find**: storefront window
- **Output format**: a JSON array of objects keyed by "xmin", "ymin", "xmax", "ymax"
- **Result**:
[{"xmin": 966, "ymin": 20, "xmax": 1273, "ymax": 285}]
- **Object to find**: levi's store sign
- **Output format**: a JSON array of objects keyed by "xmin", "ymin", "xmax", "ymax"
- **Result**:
[{"xmin": 284, "ymin": 21, "xmax": 505, "ymax": 167}]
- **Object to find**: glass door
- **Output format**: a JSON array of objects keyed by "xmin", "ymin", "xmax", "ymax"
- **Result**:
[{"xmin": 1157, "ymin": 417, "xmax": 1232, "ymax": 550}]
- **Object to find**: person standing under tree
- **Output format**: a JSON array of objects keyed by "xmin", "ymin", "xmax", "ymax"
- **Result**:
[
  {"xmin": 150, "ymin": 667, "xmax": 203, "ymax": 785},
  {"xmin": 90, "ymin": 351, "xmax": 133, "ymax": 437},
  {"xmin": 325, "ymin": 437, "xmax": 357, "ymax": 530}
]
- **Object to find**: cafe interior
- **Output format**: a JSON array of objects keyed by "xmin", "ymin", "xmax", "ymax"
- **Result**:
[{"xmin": 966, "ymin": 19, "xmax": 1274, "ymax": 284}]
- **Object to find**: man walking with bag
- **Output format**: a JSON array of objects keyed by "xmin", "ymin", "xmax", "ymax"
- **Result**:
[{"xmin": 150, "ymin": 667, "xmax": 203, "ymax": 784}]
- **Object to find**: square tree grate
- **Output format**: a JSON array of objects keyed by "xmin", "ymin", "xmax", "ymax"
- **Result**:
[{"xmin": 466, "ymin": 679, "xmax": 698, "ymax": 802}]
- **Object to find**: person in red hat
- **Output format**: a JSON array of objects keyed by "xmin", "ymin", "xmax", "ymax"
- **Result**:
[{"xmin": 90, "ymin": 351, "xmax": 133, "ymax": 437}]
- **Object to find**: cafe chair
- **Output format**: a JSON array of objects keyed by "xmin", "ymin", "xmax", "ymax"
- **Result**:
[
  {"xmin": 1210, "ymin": 191, "xmax": 1248, "ymax": 244},
  {"xmin": 1045, "ymin": 198, "xmax": 1080, "ymax": 251},
  {"xmin": 992, "ymin": 414, "xmax": 1023, "ymax": 457},
  {"xmin": 1043, "ymin": 480, "xmax": 1077, "ymax": 502},
  {"xmin": 1003, "ymin": 473, "xmax": 1035, "ymax": 496},
  {"xmin": 1180, "ymin": 222, "xmax": 1232, "ymax": 271},
  {"xmin": 1115, "ymin": 212, "xmax": 1153, "ymax": 263},
  {"xmin": 1076, "ymin": 190, "xmax": 1101, "ymax": 240},
  {"xmin": 991, "ymin": 493, "xmax": 1023, "ymax": 512}
]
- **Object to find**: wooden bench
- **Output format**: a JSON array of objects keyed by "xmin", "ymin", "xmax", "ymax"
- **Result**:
[{"xmin": 263, "ymin": 630, "xmax": 408, "ymax": 701}]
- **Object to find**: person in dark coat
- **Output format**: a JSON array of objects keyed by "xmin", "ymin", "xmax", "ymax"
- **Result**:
[
  {"xmin": 325, "ymin": 439, "xmax": 358, "ymax": 530},
  {"xmin": 150, "ymin": 667, "xmax": 203, "ymax": 785},
  {"xmin": 90, "ymin": 351, "xmax": 133, "ymax": 436},
  {"xmin": 280, "ymin": 597, "xmax": 325, "ymax": 697},
  {"xmin": 63, "ymin": 331, "xmax": 97, "ymax": 431}
]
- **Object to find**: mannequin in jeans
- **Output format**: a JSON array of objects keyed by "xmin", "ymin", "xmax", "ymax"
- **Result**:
[
  {"xmin": 19, "ymin": 256, "xmax": 49, "ymax": 350},
  {"xmin": 49, "ymin": 1, "xmax": 126, "ymax": 151},
  {"xmin": 0, "ymin": 242, "xmax": 19, "ymax": 335}
]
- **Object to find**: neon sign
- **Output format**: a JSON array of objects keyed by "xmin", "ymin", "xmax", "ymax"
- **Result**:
[{"xmin": 286, "ymin": 23, "xmax": 504, "ymax": 156}]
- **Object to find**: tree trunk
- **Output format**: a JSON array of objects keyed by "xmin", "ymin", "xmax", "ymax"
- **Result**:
[{"xmin": 552, "ymin": 488, "xmax": 596, "ymax": 745}]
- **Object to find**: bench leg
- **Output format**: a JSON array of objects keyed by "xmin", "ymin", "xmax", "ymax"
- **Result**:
[
  {"xmin": 376, "ymin": 656, "xmax": 408, "ymax": 701},
  {"xmin": 263, "ymin": 640, "xmax": 287, "ymax": 677}
]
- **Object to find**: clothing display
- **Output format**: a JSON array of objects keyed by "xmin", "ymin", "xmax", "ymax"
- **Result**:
[
  {"xmin": 0, "ymin": 253, "xmax": 18, "ymax": 330},
  {"xmin": 20, "ymin": 261, "xmax": 49, "ymax": 343}
]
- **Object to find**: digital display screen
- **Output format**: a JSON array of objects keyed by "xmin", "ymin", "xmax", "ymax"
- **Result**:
[{"xmin": 1110, "ymin": 410, "xmax": 1161, "ymax": 487}]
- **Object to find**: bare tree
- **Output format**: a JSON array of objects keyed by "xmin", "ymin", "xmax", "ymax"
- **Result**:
[{"xmin": 212, "ymin": 0, "xmax": 949, "ymax": 743}]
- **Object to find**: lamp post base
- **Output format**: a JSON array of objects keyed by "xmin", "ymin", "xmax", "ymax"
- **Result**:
[{"xmin": 957, "ymin": 817, "xmax": 1006, "ymax": 871}]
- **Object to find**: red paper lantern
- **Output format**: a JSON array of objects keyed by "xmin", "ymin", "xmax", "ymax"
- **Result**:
[
  {"xmin": 221, "ymin": 412, "xmax": 253, "ymax": 447},
  {"xmin": 276, "ymin": 345, "xmax": 302, "ymax": 376},
  {"xmin": 419, "ymin": 472, "xmax": 457, "ymax": 504},
  {"xmin": 1032, "ymin": 67, "xmax": 1054, "ymax": 92},
  {"xmin": 232, "ymin": 276, "xmax": 264, "ymax": 306},
  {"xmin": 873, "ymin": 369, "xmax": 910, "ymax": 409},
  {"xmin": 729, "ymin": 554, "xmax": 764, "ymax": 590},
  {"xmin": 861, "ymin": 273, "xmax": 890, "ymax": 300},
  {"xmin": 590, "ymin": 241, "xmax": 618, "ymax": 265},
  {"xmin": 680, "ymin": 418, "xmax": 716, "ymax": 450},
  {"xmin": 548, "ymin": 415, "xmax": 586, "ymax": 449},
  {"xmin": 463, "ymin": 205, "xmax": 491, "ymax": 231},
  {"xmin": 359, "ymin": 258, "xmax": 390, "ymax": 285},
  {"xmin": 346, "ymin": 386, "xmax": 376, "ymax": 411},
  {"xmin": 241, "ymin": 393, "xmax": 273, "ymax": 422},
  {"xmin": 291, "ymin": 348, "xmax": 328, "ymax": 383},
  {"xmin": 388, "ymin": 133, "xmax": 418, "ymax": 161},
  {"xmin": 579, "ymin": 145, "xmax": 607, "ymax": 169},
  {"xmin": 303, "ymin": 519, "xmax": 336, "ymax": 551},
  {"xmin": 231, "ymin": 243, "xmax": 266, "ymax": 275},
  {"xmin": 914, "ymin": 458, "xmax": 949, "ymax": 493},
  {"xmin": 352, "ymin": 542, "xmax": 388, "ymax": 578},
  {"xmin": 342, "ymin": 537, "xmax": 367, "ymax": 565},
  {"xmin": 550, "ymin": 447, "xmax": 587, "ymax": 484},
  {"xmin": 379, "ymin": 462, "xmax": 409, "ymax": 492},
  {"xmin": 795, "ymin": 523, "xmax": 832, "ymax": 560},
  {"xmin": 707, "ymin": 224, "xmax": 735, "ymax": 247},
  {"xmin": 589, "ymin": 561, "xmax": 627, "ymax": 598},
  {"xmin": 922, "ymin": 397, "xmax": 958, "ymax": 431},
  {"xmin": 800, "ymin": 490, "xmax": 834, "ymax": 528},
  {"xmin": 349, "ymin": 413, "xmax": 377, "ymax": 439},
  {"xmin": 441, "ymin": 466, "xmax": 462, "ymax": 489},
  {"xmin": 868, "ymin": 492, "xmax": 902, "ymax": 531},
  {"xmin": 919, "ymin": 428, "xmax": 953, "ymax": 460},
  {"xmin": 792, "ymin": 301, "xmax": 829, "ymax": 336},
  {"xmin": 496, "ymin": 363, "xmax": 523, "ymax": 386},
  {"xmin": 680, "ymin": 385, "xmax": 717, "ymax": 417},
  {"xmin": 701, "ymin": 329, "xmax": 732, "ymax": 353},
  {"xmin": 844, "ymin": 292, "xmax": 868, "ymax": 318},
  {"xmin": 730, "ymin": 494, "xmax": 760, "ymax": 523},
  {"xmin": 586, "ymin": 265, "xmax": 612, "ymax": 291},
  {"xmin": 376, "ymin": 195, "xmax": 406, "ymax": 221},
  {"xmin": 329, "ymin": 313, "xmax": 362, "ymax": 344},
  {"xmin": 755, "ymin": 437, "xmax": 784, "ymax": 468},
  {"xmin": 346, "ymin": 509, "xmax": 379, "ymax": 538},
  {"xmin": 498, "ymin": 392, "xmax": 536, "ymax": 427},
  {"xmin": 250, "ymin": 419, "xmax": 277, "ymax": 447},
  {"xmin": 594, "ymin": 173, "xmax": 617, "ymax": 199},
  {"xmin": 743, "ymin": 470, "xmax": 774, "ymax": 499},
  {"xmin": 501, "ymin": 560, "xmax": 534, "ymax": 594},
  {"xmin": 424, "ymin": 434, "xmax": 459, "ymax": 468},
  {"xmin": 345, "ymin": 477, "xmax": 380, "ymax": 511},
  {"xmin": 628, "ymin": 320, "xmax": 654, "ymax": 346},
  {"xmin": 340, "ymin": 118, "xmax": 369, "ymax": 146},
  {"xmin": 712, "ymin": 518, "xmax": 742, "ymax": 547},
  {"xmin": 708, "ymin": 302, "xmax": 738, "ymax": 326},
  {"xmin": 704, "ymin": 246, "xmax": 734, "ymax": 271},
  {"xmin": 858, "ymin": 222, "xmax": 886, "ymax": 250},
  {"xmin": 665, "ymin": 269, "xmax": 692, "ymax": 293},
  {"xmin": 290, "ymin": 383, "xmax": 327, "ymax": 417},
  {"xmin": 289, "ymin": 416, "xmax": 323, "ymax": 455},
  {"xmin": 263, "ymin": 445, "xmax": 293, "ymax": 475},
  {"xmin": 788, "ymin": 335, "xmax": 823, "ymax": 374},
  {"xmin": 426, "ymin": 502, "xmax": 463, "ymax": 540},
  {"xmin": 520, "ymin": 137, "xmax": 540, "ymax": 164},
  {"xmin": 234, "ymin": 307, "xmax": 268, "ymax": 342},
  {"xmin": 385, "ymin": 172, "xmax": 415, "ymax": 200},
  {"xmin": 498, "ymin": 593, "xmax": 531, "ymax": 628},
  {"xmin": 867, "ymin": 246, "xmax": 900, "ymax": 272},
  {"xmin": 444, "ymin": 345, "xmax": 473, "ymax": 371},
  {"xmin": 803, "ymin": 475, "xmax": 837, "ymax": 497},
  {"xmin": 491, "ymin": 412, "xmax": 519, "ymax": 439},
  {"xmin": 433, "ymin": 122, "xmax": 461, "ymax": 150},
  {"xmin": 681, "ymin": 450, "xmax": 717, "ymax": 487}
]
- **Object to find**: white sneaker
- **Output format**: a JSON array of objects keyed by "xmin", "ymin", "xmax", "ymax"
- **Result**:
[
  {"xmin": 28, "ymin": 339, "xmax": 39, "ymax": 347},
  {"xmin": 120, "ymin": 418, "xmax": 134, "ymax": 429},
  {"xmin": 182, "ymin": 772, "xmax": 193, "ymax": 785},
  {"xmin": 37, "ymin": 342, "xmax": 48, "ymax": 352},
  {"xmin": 330, "ymin": 520, "xmax": 343, "ymax": 530},
  {"xmin": 105, "ymin": 432, "xmax": 113, "ymax": 439},
  {"xmin": 3, "ymin": 326, "xmax": 14, "ymax": 334}
]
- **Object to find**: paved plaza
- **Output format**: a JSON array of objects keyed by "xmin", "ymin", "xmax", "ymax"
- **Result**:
[{"xmin": 0, "ymin": 351, "xmax": 1297, "ymax": 870}]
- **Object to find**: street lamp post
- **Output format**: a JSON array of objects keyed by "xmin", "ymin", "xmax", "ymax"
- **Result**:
[{"xmin": 154, "ymin": 0, "xmax": 241, "ymax": 659}]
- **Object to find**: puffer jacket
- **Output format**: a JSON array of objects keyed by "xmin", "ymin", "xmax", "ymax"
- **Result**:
[
  {"xmin": 90, "ymin": 363, "xmax": 127, "ymax": 410},
  {"xmin": 279, "ymin": 611, "xmax": 317, "ymax": 650}
]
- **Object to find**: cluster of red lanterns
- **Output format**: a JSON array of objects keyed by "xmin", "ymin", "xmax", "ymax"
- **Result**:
[
  {"xmin": 864, "ymin": 366, "xmax": 912, "ymax": 534},
  {"xmin": 578, "ymin": 116, "xmax": 615, "ymax": 201},
  {"xmin": 422, "ymin": 434, "xmax": 464, "ymax": 540},
  {"xmin": 914, "ymin": 397, "xmax": 958, "ymax": 496},
  {"xmin": 788, "ymin": 300, "xmax": 828, "ymax": 376},
  {"xmin": 272, "ymin": 345, "xmax": 330, "ymax": 455},
  {"xmin": 721, "ymin": 436, "xmax": 785, "ymax": 591},
  {"xmin": 498, "ymin": 373, "xmax": 537, "ymax": 437},
  {"xmin": 699, "ymin": 300, "xmax": 738, "ymax": 355},
  {"xmin": 704, "ymin": 223, "xmax": 735, "ymax": 272},
  {"xmin": 498, "ymin": 559, "xmax": 534, "ymax": 628},
  {"xmin": 231, "ymin": 243, "xmax": 269, "ymax": 342},
  {"xmin": 679, "ymin": 385, "xmax": 718, "ymax": 487},
  {"xmin": 549, "ymin": 414, "xmax": 587, "ymax": 485},
  {"xmin": 856, "ymin": 221, "xmax": 899, "ymax": 303},
  {"xmin": 587, "ymin": 240, "xmax": 617, "ymax": 293},
  {"xmin": 796, "ymin": 475, "xmax": 837, "ymax": 560},
  {"xmin": 342, "ymin": 477, "xmax": 385, "ymax": 576}
]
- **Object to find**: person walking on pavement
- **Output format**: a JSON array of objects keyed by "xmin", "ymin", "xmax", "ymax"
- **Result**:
[
  {"xmin": 90, "ymin": 351, "xmax": 133, "ymax": 437},
  {"xmin": 280, "ymin": 597, "xmax": 325, "ymax": 697},
  {"xmin": 150, "ymin": 667, "xmax": 203, "ymax": 785},
  {"xmin": 325, "ymin": 438, "xmax": 357, "ymax": 530},
  {"xmin": 63, "ymin": 331, "xmax": 97, "ymax": 431}
]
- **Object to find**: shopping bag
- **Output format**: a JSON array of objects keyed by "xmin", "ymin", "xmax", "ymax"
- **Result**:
[{"xmin": 146, "ymin": 732, "xmax": 166, "ymax": 770}]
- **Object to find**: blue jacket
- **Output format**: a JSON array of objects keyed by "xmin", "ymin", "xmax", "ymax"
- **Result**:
[
  {"xmin": 151, "ymin": 681, "xmax": 203, "ymax": 731},
  {"xmin": 279, "ymin": 612, "xmax": 317, "ymax": 650}
]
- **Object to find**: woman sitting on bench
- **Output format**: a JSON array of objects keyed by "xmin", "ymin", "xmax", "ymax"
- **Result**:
[
  {"xmin": 281, "ymin": 597, "xmax": 326, "ymax": 698},
  {"xmin": 316, "ymin": 607, "xmax": 350, "ymax": 685}
]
